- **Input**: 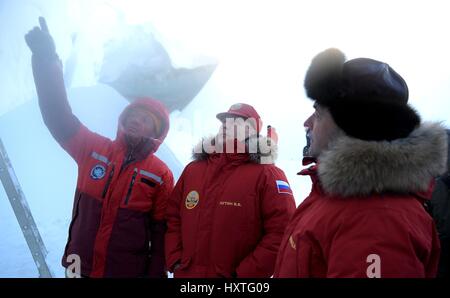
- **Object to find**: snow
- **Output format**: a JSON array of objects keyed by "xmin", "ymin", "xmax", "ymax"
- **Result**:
[{"xmin": 2, "ymin": 0, "xmax": 450, "ymax": 277}]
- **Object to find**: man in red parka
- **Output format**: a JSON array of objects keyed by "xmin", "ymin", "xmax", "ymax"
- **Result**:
[
  {"xmin": 25, "ymin": 17, "xmax": 174, "ymax": 278},
  {"xmin": 165, "ymin": 103, "xmax": 296, "ymax": 277},
  {"xmin": 274, "ymin": 48, "xmax": 448, "ymax": 278}
]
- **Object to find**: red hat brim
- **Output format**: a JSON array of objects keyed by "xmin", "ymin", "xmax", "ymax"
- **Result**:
[{"xmin": 216, "ymin": 111, "xmax": 250, "ymax": 121}]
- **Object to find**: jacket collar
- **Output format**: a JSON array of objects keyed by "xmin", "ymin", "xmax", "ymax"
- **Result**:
[{"xmin": 304, "ymin": 122, "xmax": 448, "ymax": 197}]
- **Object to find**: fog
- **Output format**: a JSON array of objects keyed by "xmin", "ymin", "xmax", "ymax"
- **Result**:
[{"xmin": 1, "ymin": 0, "xmax": 449, "ymax": 277}]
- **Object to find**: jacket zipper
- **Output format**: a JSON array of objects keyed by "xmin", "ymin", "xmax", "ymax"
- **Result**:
[
  {"xmin": 124, "ymin": 168, "xmax": 138, "ymax": 205},
  {"xmin": 102, "ymin": 164, "xmax": 115, "ymax": 198},
  {"xmin": 103, "ymin": 141, "xmax": 139, "ymax": 202},
  {"xmin": 120, "ymin": 141, "xmax": 139, "ymax": 175},
  {"xmin": 63, "ymin": 193, "xmax": 82, "ymax": 257}
]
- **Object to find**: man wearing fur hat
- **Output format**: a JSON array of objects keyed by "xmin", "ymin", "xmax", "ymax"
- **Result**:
[
  {"xmin": 165, "ymin": 103, "xmax": 296, "ymax": 277},
  {"xmin": 274, "ymin": 48, "xmax": 448, "ymax": 278}
]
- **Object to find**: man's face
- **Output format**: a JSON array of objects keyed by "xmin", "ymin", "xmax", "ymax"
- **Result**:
[
  {"xmin": 123, "ymin": 108, "xmax": 157, "ymax": 140},
  {"xmin": 303, "ymin": 103, "xmax": 341, "ymax": 158}
]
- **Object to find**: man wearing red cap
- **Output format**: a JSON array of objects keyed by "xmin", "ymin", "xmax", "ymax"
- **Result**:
[
  {"xmin": 274, "ymin": 48, "xmax": 447, "ymax": 278},
  {"xmin": 165, "ymin": 103, "xmax": 296, "ymax": 277},
  {"xmin": 25, "ymin": 18, "xmax": 174, "ymax": 277}
]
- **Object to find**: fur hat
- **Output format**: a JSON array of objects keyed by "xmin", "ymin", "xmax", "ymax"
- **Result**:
[{"xmin": 304, "ymin": 48, "xmax": 421, "ymax": 141}]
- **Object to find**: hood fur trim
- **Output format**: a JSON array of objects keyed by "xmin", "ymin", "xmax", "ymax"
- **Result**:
[
  {"xmin": 192, "ymin": 135, "xmax": 278, "ymax": 164},
  {"xmin": 318, "ymin": 122, "xmax": 448, "ymax": 197}
]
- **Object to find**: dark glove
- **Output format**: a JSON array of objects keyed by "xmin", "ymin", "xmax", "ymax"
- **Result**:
[
  {"xmin": 24, "ymin": 17, "xmax": 58, "ymax": 60},
  {"xmin": 173, "ymin": 262, "xmax": 181, "ymax": 272}
]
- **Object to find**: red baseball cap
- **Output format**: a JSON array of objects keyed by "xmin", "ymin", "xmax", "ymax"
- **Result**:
[{"xmin": 216, "ymin": 103, "xmax": 263, "ymax": 132}]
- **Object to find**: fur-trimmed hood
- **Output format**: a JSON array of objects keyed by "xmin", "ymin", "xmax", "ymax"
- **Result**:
[
  {"xmin": 317, "ymin": 122, "xmax": 448, "ymax": 197},
  {"xmin": 192, "ymin": 135, "xmax": 278, "ymax": 164}
]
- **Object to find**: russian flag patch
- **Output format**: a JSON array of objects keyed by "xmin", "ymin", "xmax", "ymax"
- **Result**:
[{"xmin": 276, "ymin": 180, "xmax": 292, "ymax": 195}]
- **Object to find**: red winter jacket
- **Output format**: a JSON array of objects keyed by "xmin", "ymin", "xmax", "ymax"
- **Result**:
[
  {"xmin": 274, "ymin": 123, "xmax": 448, "ymax": 278},
  {"xmin": 165, "ymin": 136, "xmax": 296, "ymax": 278},
  {"xmin": 32, "ymin": 57, "xmax": 174, "ymax": 277}
]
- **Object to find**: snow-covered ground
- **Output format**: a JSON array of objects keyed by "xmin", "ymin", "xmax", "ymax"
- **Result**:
[{"xmin": 1, "ymin": 0, "xmax": 450, "ymax": 277}]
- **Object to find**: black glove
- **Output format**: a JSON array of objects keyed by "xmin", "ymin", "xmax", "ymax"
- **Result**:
[{"xmin": 24, "ymin": 17, "xmax": 58, "ymax": 60}]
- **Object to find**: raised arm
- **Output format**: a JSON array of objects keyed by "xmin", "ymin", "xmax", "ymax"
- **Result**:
[{"xmin": 25, "ymin": 17, "xmax": 80, "ymax": 144}]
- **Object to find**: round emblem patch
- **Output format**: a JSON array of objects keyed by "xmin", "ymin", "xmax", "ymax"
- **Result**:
[
  {"xmin": 90, "ymin": 164, "xmax": 106, "ymax": 180},
  {"xmin": 185, "ymin": 191, "xmax": 200, "ymax": 210}
]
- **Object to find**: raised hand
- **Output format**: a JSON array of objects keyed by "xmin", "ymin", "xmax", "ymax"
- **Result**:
[{"xmin": 25, "ymin": 17, "xmax": 57, "ymax": 60}]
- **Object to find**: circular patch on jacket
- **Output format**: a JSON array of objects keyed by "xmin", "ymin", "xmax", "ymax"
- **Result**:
[
  {"xmin": 185, "ymin": 191, "xmax": 200, "ymax": 209},
  {"xmin": 90, "ymin": 164, "xmax": 106, "ymax": 180}
]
